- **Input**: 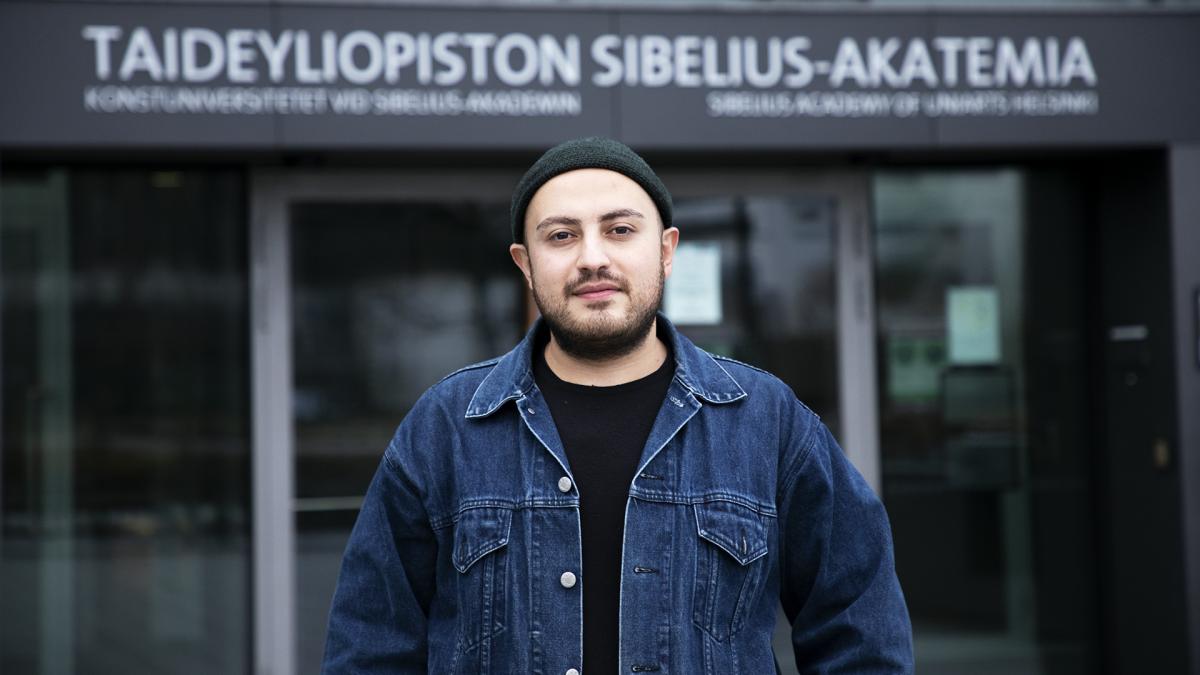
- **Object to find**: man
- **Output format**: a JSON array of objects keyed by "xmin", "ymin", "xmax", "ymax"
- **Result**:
[{"xmin": 323, "ymin": 137, "xmax": 913, "ymax": 674}]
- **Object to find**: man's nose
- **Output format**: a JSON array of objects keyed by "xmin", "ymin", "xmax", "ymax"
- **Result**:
[{"xmin": 576, "ymin": 231, "xmax": 611, "ymax": 270}]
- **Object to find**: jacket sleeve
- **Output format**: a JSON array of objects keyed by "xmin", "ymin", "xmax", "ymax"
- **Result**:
[
  {"xmin": 322, "ymin": 434, "xmax": 437, "ymax": 674},
  {"xmin": 778, "ymin": 401, "xmax": 914, "ymax": 674}
]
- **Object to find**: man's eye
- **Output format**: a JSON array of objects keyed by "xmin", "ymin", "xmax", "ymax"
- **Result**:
[
  {"xmin": 551, "ymin": 231, "xmax": 573, "ymax": 241},
  {"xmin": 611, "ymin": 225, "xmax": 633, "ymax": 235}
]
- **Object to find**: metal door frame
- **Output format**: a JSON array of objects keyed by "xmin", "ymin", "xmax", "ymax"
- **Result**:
[
  {"xmin": 249, "ymin": 167, "xmax": 878, "ymax": 675},
  {"xmin": 249, "ymin": 170, "xmax": 522, "ymax": 675}
]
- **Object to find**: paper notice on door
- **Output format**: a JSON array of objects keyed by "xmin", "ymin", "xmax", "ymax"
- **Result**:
[
  {"xmin": 664, "ymin": 242, "xmax": 722, "ymax": 325},
  {"xmin": 947, "ymin": 286, "xmax": 1000, "ymax": 364}
]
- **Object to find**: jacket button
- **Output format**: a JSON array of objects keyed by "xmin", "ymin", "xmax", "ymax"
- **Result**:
[
  {"xmin": 557, "ymin": 476, "xmax": 572, "ymax": 493},
  {"xmin": 560, "ymin": 571, "xmax": 577, "ymax": 588},
  {"xmin": 566, "ymin": 669, "xmax": 580, "ymax": 675}
]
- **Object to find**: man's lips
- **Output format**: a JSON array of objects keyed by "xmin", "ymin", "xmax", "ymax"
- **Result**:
[{"xmin": 572, "ymin": 283, "xmax": 621, "ymax": 301}]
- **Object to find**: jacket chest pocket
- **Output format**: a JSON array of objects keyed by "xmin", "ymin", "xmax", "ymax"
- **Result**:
[
  {"xmin": 450, "ymin": 506, "xmax": 512, "ymax": 652},
  {"xmin": 691, "ymin": 500, "xmax": 769, "ymax": 643}
]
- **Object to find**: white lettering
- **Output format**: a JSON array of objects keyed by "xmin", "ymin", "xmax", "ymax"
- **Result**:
[
  {"xmin": 255, "ymin": 30, "xmax": 294, "ymax": 84},
  {"xmin": 1046, "ymin": 37, "xmax": 1060, "ymax": 86},
  {"xmin": 461, "ymin": 33, "xmax": 496, "ymax": 85},
  {"xmin": 416, "ymin": 33, "xmax": 433, "ymax": 85},
  {"xmin": 830, "ymin": 38, "xmax": 868, "ymax": 88},
  {"xmin": 384, "ymin": 33, "xmax": 416, "ymax": 84},
  {"xmin": 321, "ymin": 31, "xmax": 337, "ymax": 83},
  {"xmin": 994, "ymin": 37, "xmax": 1044, "ymax": 87},
  {"xmin": 182, "ymin": 28, "xmax": 224, "ymax": 82},
  {"xmin": 293, "ymin": 32, "xmax": 322, "ymax": 84},
  {"xmin": 82, "ymin": 25, "xmax": 122, "ymax": 81},
  {"xmin": 782, "ymin": 36, "xmax": 812, "ymax": 87},
  {"xmin": 338, "ymin": 30, "xmax": 384, "ymax": 85},
  {"xmin": 1060, "ymin": 37, "xmax": 1097, "ymax": 86},
  {"xmin": 640, "ymin": 35, "xmax": 672, "ymax": 87},
  {"xmin": 494, "ymin": 33, "xmax": 537, "ymax": 86},
  {"xmin": 701, "ymin": 37, "xmax": 728, "ymax": 88},
  {"xmin": 965, "ymin": 37, "xmax": 993, "ymax": 87},
  {"xmin": 163, "ymin": 29, "xmax": 179, "ymax": 80},
  {"xmin": 744, "ymin": 37, "xmax": 782, "ymax": 88},
  {"xmin": 899, "ymin": 38, "xmax": 938, "ymax": 87},
  {"xmin": 674, "ymin": 35, "xmax": 702, "ymax": 87},
  {"xmin": 432, "ymin": 32, "xmax": 465, "ymax": 86},
  {"xmin": 226, "ymin": 29, "xmax": 257, "ymax": 83},
  {"xmin": 591, "ymin": 34, "xmax": 623, "ymax": 87},
  {"xmin": 119, "ymin": 27, "xmax": 164, "ymax": 81},
  {"xmin": 623, "ymin": 35, "xmax": 639, "ymax": 86},
  {"xmin": 77, "ymin": 28, "xmax": 1099, "ymax": 98},
  {"xmin": 932, "ymin": 37, "xmax": 964, "ymax": 87},
  {"xmin": 540, "ymin": 35, "xmax": 580, "ymax": 87},
  {"xmin": 867, "ymin": 38, "xmax": 902, "ymax": 87}
]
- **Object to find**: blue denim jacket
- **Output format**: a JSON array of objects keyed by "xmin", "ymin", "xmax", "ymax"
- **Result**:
[{"xmin": 323, "ymin": 314, "xmax": 913, "ymax": 674}]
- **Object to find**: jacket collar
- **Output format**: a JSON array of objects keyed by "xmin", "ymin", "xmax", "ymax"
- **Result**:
[{"xmin": 465, "ymin": 312, "xmax": 747, "ymax": 419}]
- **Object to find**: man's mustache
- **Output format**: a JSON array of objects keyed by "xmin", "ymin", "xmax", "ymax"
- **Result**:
[{"xmin": 564, "ymin": 270, "xmax": 630, "ymax": 296}]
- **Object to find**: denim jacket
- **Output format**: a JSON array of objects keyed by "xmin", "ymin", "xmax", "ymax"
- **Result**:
[{"xmin": 323, "ymin": 314, "xmax": 913, "ymax": 674}]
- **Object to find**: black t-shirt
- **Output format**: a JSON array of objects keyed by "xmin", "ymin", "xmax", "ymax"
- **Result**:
[{"xmin": 532, "ymin": 326, "xmax": 675, "ymax": 675}]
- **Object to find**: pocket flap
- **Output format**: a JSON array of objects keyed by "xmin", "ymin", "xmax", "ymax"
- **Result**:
[
  {"xmin": 451, "ymin": 506, "xmax": 512, "ymax": 574},
  {"xmin": 694, "ymin": 500, "xmax": 768, "ymax": 566}
]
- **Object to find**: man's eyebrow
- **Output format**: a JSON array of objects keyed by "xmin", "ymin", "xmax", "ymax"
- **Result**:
[
  {"xmin": 535, "ymin": 209, "xmax": 644, "ymax": 231},
  {"xmin": 599, "ymin": 208, "xmax": 645, "ymax": 222},
  {"xmin": 535, "ymin": 215, "xmax": 583, "ymax": 231}
]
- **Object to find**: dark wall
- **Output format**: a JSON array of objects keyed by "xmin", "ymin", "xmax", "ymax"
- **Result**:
[
  {"xmin": 1168, "ymin": 144, "xmax": 1200, "ymax": 675},
  {"xmin": 1024, "ymin": 167, "xmax": 1099, "ymax": 672},
  {"xmin": 1093, "ymin": 151, "xmax": 1189, "ymax": 674}
]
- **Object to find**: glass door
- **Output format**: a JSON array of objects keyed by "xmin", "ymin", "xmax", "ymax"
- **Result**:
[
  {"xmin": 250, "ymin": 170, "xmax": 520, "ymax": 675},
  {"xmin": 2, "ymin": 168, "xmax": 250, "ymax": 675},
  {"xmin": 290, "ymin": 200, "xmax": 522, "ymax": 672},
  {"xmin": 250, "ymin": 168, "xmax": 875, "ymax": 675},
  {"xmin": 873, "ymin": 169, "xmax": 1100, "ymax": 674}
]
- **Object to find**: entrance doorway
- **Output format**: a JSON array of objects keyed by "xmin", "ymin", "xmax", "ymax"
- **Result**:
[
  {"xmin": 249, "ymin": 168, "xmax": 877, "ymax": 675},
  {"xmin": 871, "ymin": 168, "xmax": 1105, "ymax": 674}
]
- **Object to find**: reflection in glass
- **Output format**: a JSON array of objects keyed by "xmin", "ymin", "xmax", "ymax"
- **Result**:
[
  {"xmin": 1, "ymin": 168, "xmax": 250, "ymax": 674},
  {"xmin": 874, "ymin": 170, "xmax": 1097, "ymax": 674},
  {"xmin": 290, "ymin": 201, "xmax": 521, "ymax": 674},
  {"xmin": 669, "ymin": 196, "xmax": 838, "ymax": 429}
]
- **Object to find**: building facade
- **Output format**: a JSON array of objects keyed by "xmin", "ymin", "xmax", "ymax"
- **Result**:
[{"xmin": 1, "ymin": 1, "xmax": 1198, "ymax": 673}]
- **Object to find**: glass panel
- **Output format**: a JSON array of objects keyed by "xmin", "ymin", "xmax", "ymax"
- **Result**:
[
  {"xmin": 874, "ymin": 169, "xmax": 1098, "ymax": 674},
  {"xmin": 1, "ymin": 168, "xmax": 250, "ymax": 675},
  {"xmin": 290, "ymin": 201, "xmax": 521, "ymax": 674},
  {"xmin": 669, "ymin": 195, "xmax": 839, "ymax": 429}
]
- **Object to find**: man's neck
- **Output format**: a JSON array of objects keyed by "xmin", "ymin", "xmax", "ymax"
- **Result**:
[{"xmin": 543, "ymin": 319, "xmax": 669, "ymax": 387}]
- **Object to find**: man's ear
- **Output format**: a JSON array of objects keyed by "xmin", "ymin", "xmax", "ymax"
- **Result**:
[
  {"xmin": 509, "ymin": 243, "xmax": 534, "ymax": 289},
  {"xmin": 660, "ymin": 227, "xmax": 680, "ymax": 280}
]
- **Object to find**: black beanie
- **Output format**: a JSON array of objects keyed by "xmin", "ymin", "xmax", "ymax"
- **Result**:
[{"xmin": 510, "ymin": 136, "xmax": 673, "ymax": 244}]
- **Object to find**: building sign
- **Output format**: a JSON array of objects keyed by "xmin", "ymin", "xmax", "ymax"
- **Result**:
[
  {"xmin": 1, "ymin": 2, "xmax": 1197, "ymax": 149},
  {"xmin": 79, "ymin": 27, "xmax": 588, "ymax": 118},
  {"xmin": 77, "ymin": 28, "xmax": 1098, "ymax": 120}
]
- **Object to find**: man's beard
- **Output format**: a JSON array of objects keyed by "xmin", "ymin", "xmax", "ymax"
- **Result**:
[{"xmin": 531, "ymin": 265, "xmax": 663, "ymax": 362}]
